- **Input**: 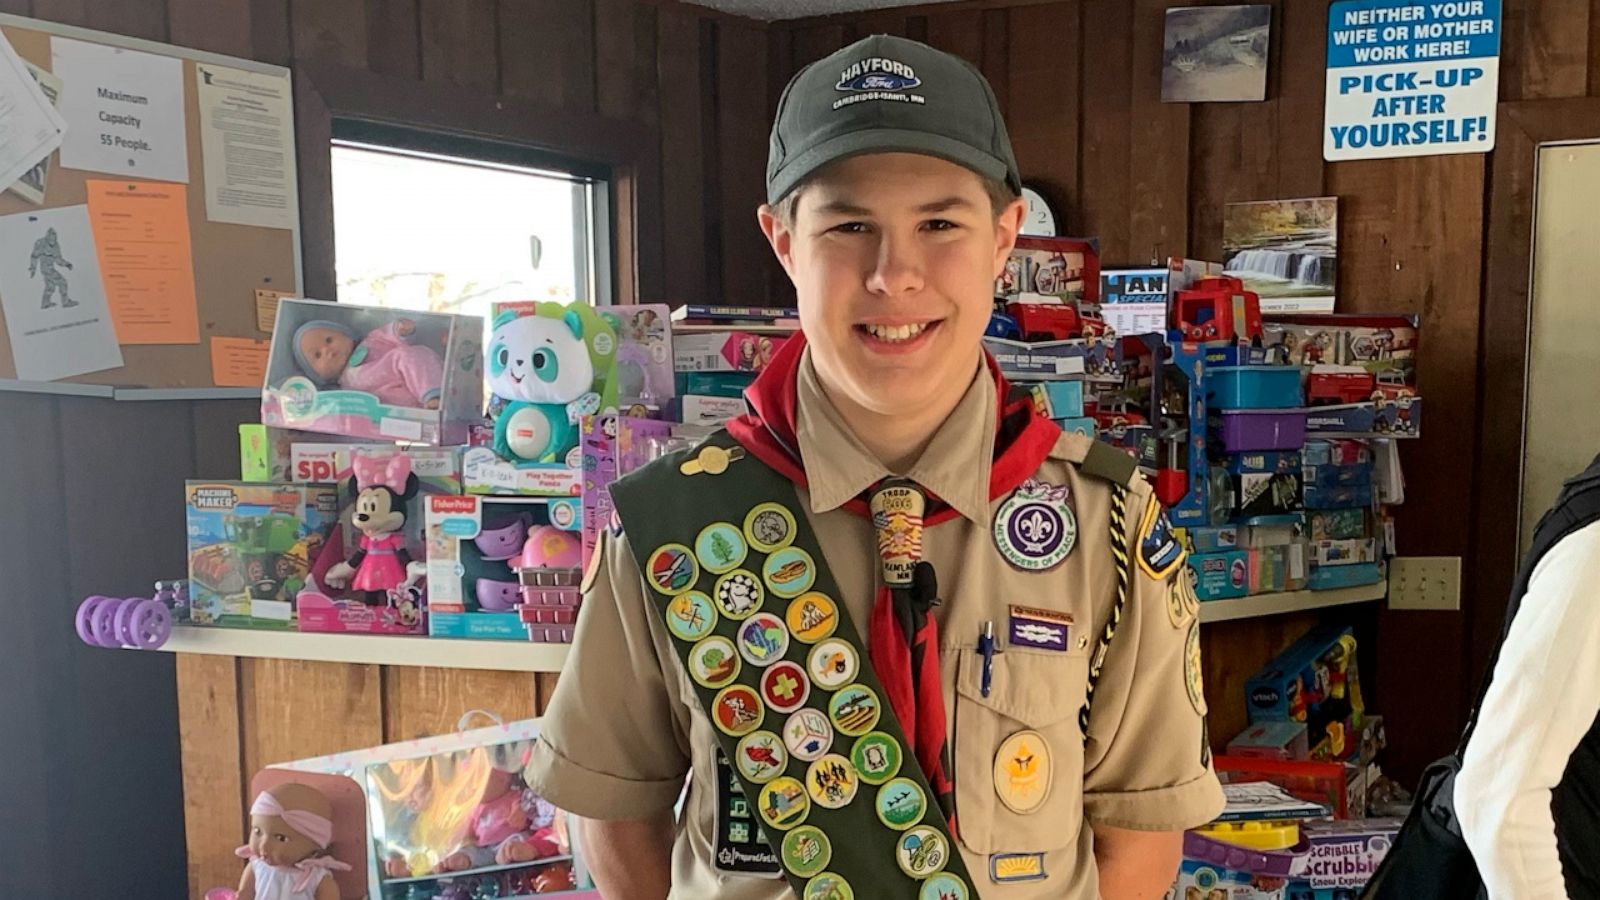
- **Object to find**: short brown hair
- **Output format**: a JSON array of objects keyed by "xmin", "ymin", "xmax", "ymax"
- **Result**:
[{"xmin": 773, "ymin": 172, "xmax": 1019, "ymax": 229}]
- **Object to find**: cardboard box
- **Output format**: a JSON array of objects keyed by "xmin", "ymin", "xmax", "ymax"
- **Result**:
[
  {"xmin": 673, "ymin": 331, "xmax": 790, "ymax": 373},
  {"xmin": 185, "ymin": 481, "xmax": 340, "ymax": 629},
  {"xmin": 462, "ymin": 446, "xmax": 582, "ymax": 497},
  {"xmin": 1028, "ymin": 380, "xmax": 1085, "ymax": 419},
  {"xmin": 426, "ymin": 495, "xmax": 580, "ymax": 641},
  {"xmin": 261, "ymin": 298, "xmax": 483, "ymax": 445},
  {"xmin": 680, "ymin": 394, "xmax": 745, "ymax": 426},
  {"xmin": 1246, "ymin": 624, "xmax": 1365, "ymax": 758},
  {"xmin": 1227, "ymin": 721, "xmax": 1310, "ymax": 761},
  {"xmin": 1188, "ymin": 550, "xmax": 1250, "ymax": 601}
]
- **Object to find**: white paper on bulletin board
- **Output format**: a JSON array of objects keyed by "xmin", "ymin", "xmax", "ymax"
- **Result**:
[
  {"xmin": 51, "ymin": 36, "xmax": 189, "ymax": 183},
  {"xmin": 196, "ymin": 62, "xmax": 296, "ymax": 230}
]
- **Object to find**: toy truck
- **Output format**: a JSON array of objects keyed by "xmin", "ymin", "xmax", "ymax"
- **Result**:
[
  {"xmin": 1173, "ymin": 276, "xmax": 1264, "ymax": 344},
  {"xmin": 1007, "ymin": 301, "xmax": 1110, "ymax": 342}
]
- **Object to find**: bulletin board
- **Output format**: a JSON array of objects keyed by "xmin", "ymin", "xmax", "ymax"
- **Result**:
[{"xmin": 0, "ymin": 14, "xmax": 301, "ymax": 391}]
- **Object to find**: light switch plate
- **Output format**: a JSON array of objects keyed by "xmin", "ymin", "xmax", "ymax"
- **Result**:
[{"xmin": 1387, "ymin": 556, "xmax": 1462, "ymax": 611}]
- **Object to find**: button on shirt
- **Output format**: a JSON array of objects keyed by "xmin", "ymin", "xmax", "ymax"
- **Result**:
[{"xmin": 525, "ymin": 352, "xmax": 1224, "ymax": 898}]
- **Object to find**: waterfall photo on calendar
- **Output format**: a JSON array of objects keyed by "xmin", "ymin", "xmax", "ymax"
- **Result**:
[{"xmin": 1223, "ymin": 196, "xmax": 1340, "ymax": 314}]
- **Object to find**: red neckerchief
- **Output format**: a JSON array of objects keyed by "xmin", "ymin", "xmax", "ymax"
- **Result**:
[{"xmin": 726, "ymin": 331, "xmax": 1061, "ymax": 831}]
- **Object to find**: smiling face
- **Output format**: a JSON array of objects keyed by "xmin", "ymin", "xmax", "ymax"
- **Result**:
[
  {"xmin": 298, "ymin": 326, "xmax": 355, "ymax": 382},
  {"xmin": 760, "ymin": 153, "xmax": 1024, "ymax": 420},
  {"xmin": 249, "ymin": 812, "xmax": 319, "ymax": 868}
]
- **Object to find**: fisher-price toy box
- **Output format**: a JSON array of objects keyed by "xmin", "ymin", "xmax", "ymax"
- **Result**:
[
  {"xmin": 184, "ymin": 481, "xmax": 340, "ymax": 629},
  {"xmin": 262, "ymin": 298, "xmax": 484, "ymax": 445},
  {"xmin": 426, "ymin": 495, "xmax": 583, "ymax": 641},
  {"xmin": 287, "ymin": 445, "xmax": 462, "ymax": 636}
]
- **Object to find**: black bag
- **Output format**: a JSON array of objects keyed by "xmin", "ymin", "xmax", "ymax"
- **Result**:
[
  {"xmin": 1359, "ymin": 753, "xmax": 1482, "ymax": 899},
  {"xmin": 1364, "ymin": 455, "xmax": 1600, "ymax": 900}
]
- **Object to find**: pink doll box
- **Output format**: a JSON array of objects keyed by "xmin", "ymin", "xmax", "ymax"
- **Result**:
[
  {"xmin": 262, "ymin": 298, "xmax": 484, "ymax": 445},
  {"xmin": 290, "ymin": 446, "xmax": 461, "ymax": 636}
]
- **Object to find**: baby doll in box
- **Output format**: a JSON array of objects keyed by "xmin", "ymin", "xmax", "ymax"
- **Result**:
[
  {"xmin": 223, "ymin": 783, "xmax": 351, "ymax": 900},
  {"xmin": 295, "ymin": 318, "xmax": 444, "ymax": 410}
]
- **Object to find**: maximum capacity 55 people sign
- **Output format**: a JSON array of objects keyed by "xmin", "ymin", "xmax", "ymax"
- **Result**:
[{"xmin": 1324, "ymin": 0, "xmax": 1502, "ymax": 161}]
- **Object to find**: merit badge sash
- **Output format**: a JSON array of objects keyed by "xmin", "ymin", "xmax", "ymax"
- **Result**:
[{"xmin": 611, "ymin": 434, "xmax": 976, "ymax": 900}]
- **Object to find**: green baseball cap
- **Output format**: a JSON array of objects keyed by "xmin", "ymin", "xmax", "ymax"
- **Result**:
[{"xmin": 766, "ymin": 34, "xmax": 1023, "ymax": 206}]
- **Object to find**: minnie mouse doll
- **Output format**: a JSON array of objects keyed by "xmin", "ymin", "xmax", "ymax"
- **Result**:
[{"xmin": 325, "ymin": 453, "xmax": 420, "ymax": 605}]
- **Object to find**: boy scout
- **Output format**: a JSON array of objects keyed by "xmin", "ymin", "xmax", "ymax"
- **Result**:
[{"xmin": 527, "ymin": 35, "xmax": 1224, "ymax": 899}]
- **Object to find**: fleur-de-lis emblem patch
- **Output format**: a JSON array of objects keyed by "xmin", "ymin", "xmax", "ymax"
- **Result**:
[{"xmin": 994, "ymin": 478, "xmax": 1076, "ymax": 571}]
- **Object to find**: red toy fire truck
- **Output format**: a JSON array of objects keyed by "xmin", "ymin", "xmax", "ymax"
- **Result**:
[{"xmin": 1172, "ymin": 276, "xmax": 1264, "ymax": 344}]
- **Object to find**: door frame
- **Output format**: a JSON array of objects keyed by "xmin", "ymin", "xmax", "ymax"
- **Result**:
[{"xmin": 1472, "ymin": 97, "xmax": 1600, "ymax": 678}]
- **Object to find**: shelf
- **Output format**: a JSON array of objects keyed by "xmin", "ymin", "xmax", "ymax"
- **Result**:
[
  {"xmin": 1197, "ymin": 582, "xmax": 1386, "ymax": 624},
  {"xmin": 157, "ymin": 626, "xmax": 571, "ymax": 672}
]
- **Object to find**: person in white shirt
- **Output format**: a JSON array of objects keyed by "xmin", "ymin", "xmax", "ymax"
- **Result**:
[{"xmin": 1457, "ymin": 517, "xmax": 1600, "ymax": 898}]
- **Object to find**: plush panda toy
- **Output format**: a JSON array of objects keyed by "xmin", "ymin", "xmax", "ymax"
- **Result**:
[{"xmin": 486, "ymin": 303, "xmax": 617, "ymax": 465}]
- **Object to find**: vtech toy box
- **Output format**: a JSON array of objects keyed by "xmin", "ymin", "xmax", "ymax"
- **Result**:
[{"xmin": 1247, "ymin": 624, "xmax": 1365, "ymax": 759}]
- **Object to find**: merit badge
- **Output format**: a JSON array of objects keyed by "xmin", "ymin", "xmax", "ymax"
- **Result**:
[
  {"xmin": 782, "ymin": 825, "xmax": 832, "ymax": 879},
  {"xmin": 1008, "ymin": 605, "xmax": 1072, "ymax": 651},
  {"xmin": 990, "ymin": 852, "xmax": 1046, "ymax": 883},
  {"xmin": 761, "ymin": 660, "xmax": 811, "ymax": 714},
  {"xmin": 806, "ymin": 754, "xmax": 859, "ymax": 809},
  {"xmin": 896, "ymin": 826, "xmax": 950, "ymax": 879},
  {"xmin": 994, "ymin": 479, "xmax": 1077, "ymax": 571},
  {"xmin": 696, "ymin": 522, "xmax": 748, "ymax": 574},
  {"xmin": 784, "ymin": 708, "xmax": 835, "ymax": 762},
  {"xmin": 920, "ymin": 873, "xmax": 970, "ymax": 899},
  {"xmin": 713, "ymin": 570, "xmax": 765, "ymax": 620},
  {"xmin": 1166, "ymin": 578, "xmax": 1191, "ymax": 630},
  {"xmin": 756, "ymin": 776, "xmax": 810, "ymax": 831},
  {"xmin": 745, "ymin": 502, "xmax": 798, "ymax": 553},
  {"xmin": 713, "ymin": 684, "xmax": 765, "ymax": 738},
  {"xmin": 870, "ymin": 482, "xmax": 925, "ymax": 588},
  {"xmin": 689, "ymin": 635, "xmax": 741, "ymax": 689},
  {"xmin": 786, "ymin": 592, "xmax": 839, "ymax": 643},
  {"xmin": 665, "ymin": 591, "xmax": 717, "ymax": 642},
  {"xmin": 646, "ymin": 544, "xmax": 698, "ymax": 595},
  {"xmin": 851, "ymin": 732, "xmax": 902, "ymax": 785},
  {"xmin": 994, "ymin": 730, "xmax": 1052, "ymax": 814},
  {"xmin": 807, "ymin": 638, "xmax": 859, "ymax": 690},
  {"xmin": 763, "ymin": 546, "xmax": 817, "ymax": 598},
  {"xmin": 735, "ymin": 731, "xmax": 789, "ymax": 784},
  {"xmin": 737, "ymin": 612, "xmax": 790, "ymax": 668},
  {"xmin": 679, "ymin": 444, "xmax": 745, "ymax": 476},
  {"xmin": 803, "ymin": 873, "xmax": 854, "ymax": 900},
  {"xmin": 875, "ymin": 777, "xmax": 927, "ymax": 831},
  {"xmin": 828, "ymin": 684, "xmax": 881, "ymax": 736},
  {"xmin": 1138, "ymin": 501, "xmax": 1186, "ymax": 581},
  {"xmin": 1185, "ymin": 622, "xmax": 1207, "ymax": 716}
]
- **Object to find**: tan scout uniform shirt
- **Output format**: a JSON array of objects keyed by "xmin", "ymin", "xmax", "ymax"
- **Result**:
[{"xmin": 527, "ymin": 352, "xmax": 1225, "ymax": 898}]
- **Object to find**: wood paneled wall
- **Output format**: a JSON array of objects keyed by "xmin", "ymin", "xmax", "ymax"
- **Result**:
[{"xmin": 759, "ymin": 0, "xmax": 1600, "ymax": 785}]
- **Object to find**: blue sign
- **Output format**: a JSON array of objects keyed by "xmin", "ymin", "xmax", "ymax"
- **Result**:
[{"xmin": 1324, "ymin": 0, "xmax": 1501, "ymax": 160}]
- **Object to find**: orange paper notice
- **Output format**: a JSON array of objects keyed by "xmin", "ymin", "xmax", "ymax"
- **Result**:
[
  {"xmin": 210, "ymin": 336, "xmax": 269, "ymax": 387},
  {"xmin": 84, "ymin": 179, "xmax": 200, "ymax": 344}
]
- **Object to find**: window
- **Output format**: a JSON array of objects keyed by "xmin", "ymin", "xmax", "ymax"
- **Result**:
[{"xmin": 330, "ymin": 121, "xmax": 612, "ymax": 328}]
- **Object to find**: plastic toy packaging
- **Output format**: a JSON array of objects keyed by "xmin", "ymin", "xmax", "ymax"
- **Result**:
[
  {"xmin": 262, "ymin": 298, "xmax": 484, "ymax": 445},
  {"xmin": 367, "ymin": 738, "xmax": 575, "ymax": 900},
  {"xmin": 185, "ymin": 482, "xmax": 341, "ymax": 629}
]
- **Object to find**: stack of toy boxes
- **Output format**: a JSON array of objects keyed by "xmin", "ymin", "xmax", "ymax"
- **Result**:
[
  {"xmin": 670, "ymin": 306, "xmax": 796, "ymax": 426},
  {"xmin": 1303, "ymin": 440, "xmax": 1384, "ymax": 590},
  {"xmin": 1218, "ymin": 623, "xmax": 1387, "ymax": 818},
  {"xmin": 1264, "ymin": 314, "xmax": 1422, "ymax": 440},
  {"xmin": 1181, "ymin": 357, "xmax": 1310, "ymax": 601}
]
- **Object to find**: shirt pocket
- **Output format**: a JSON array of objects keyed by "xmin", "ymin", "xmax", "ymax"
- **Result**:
[{"xmin": 952, "ymin": 647, "xmax": 1087, "ymax": 856}]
